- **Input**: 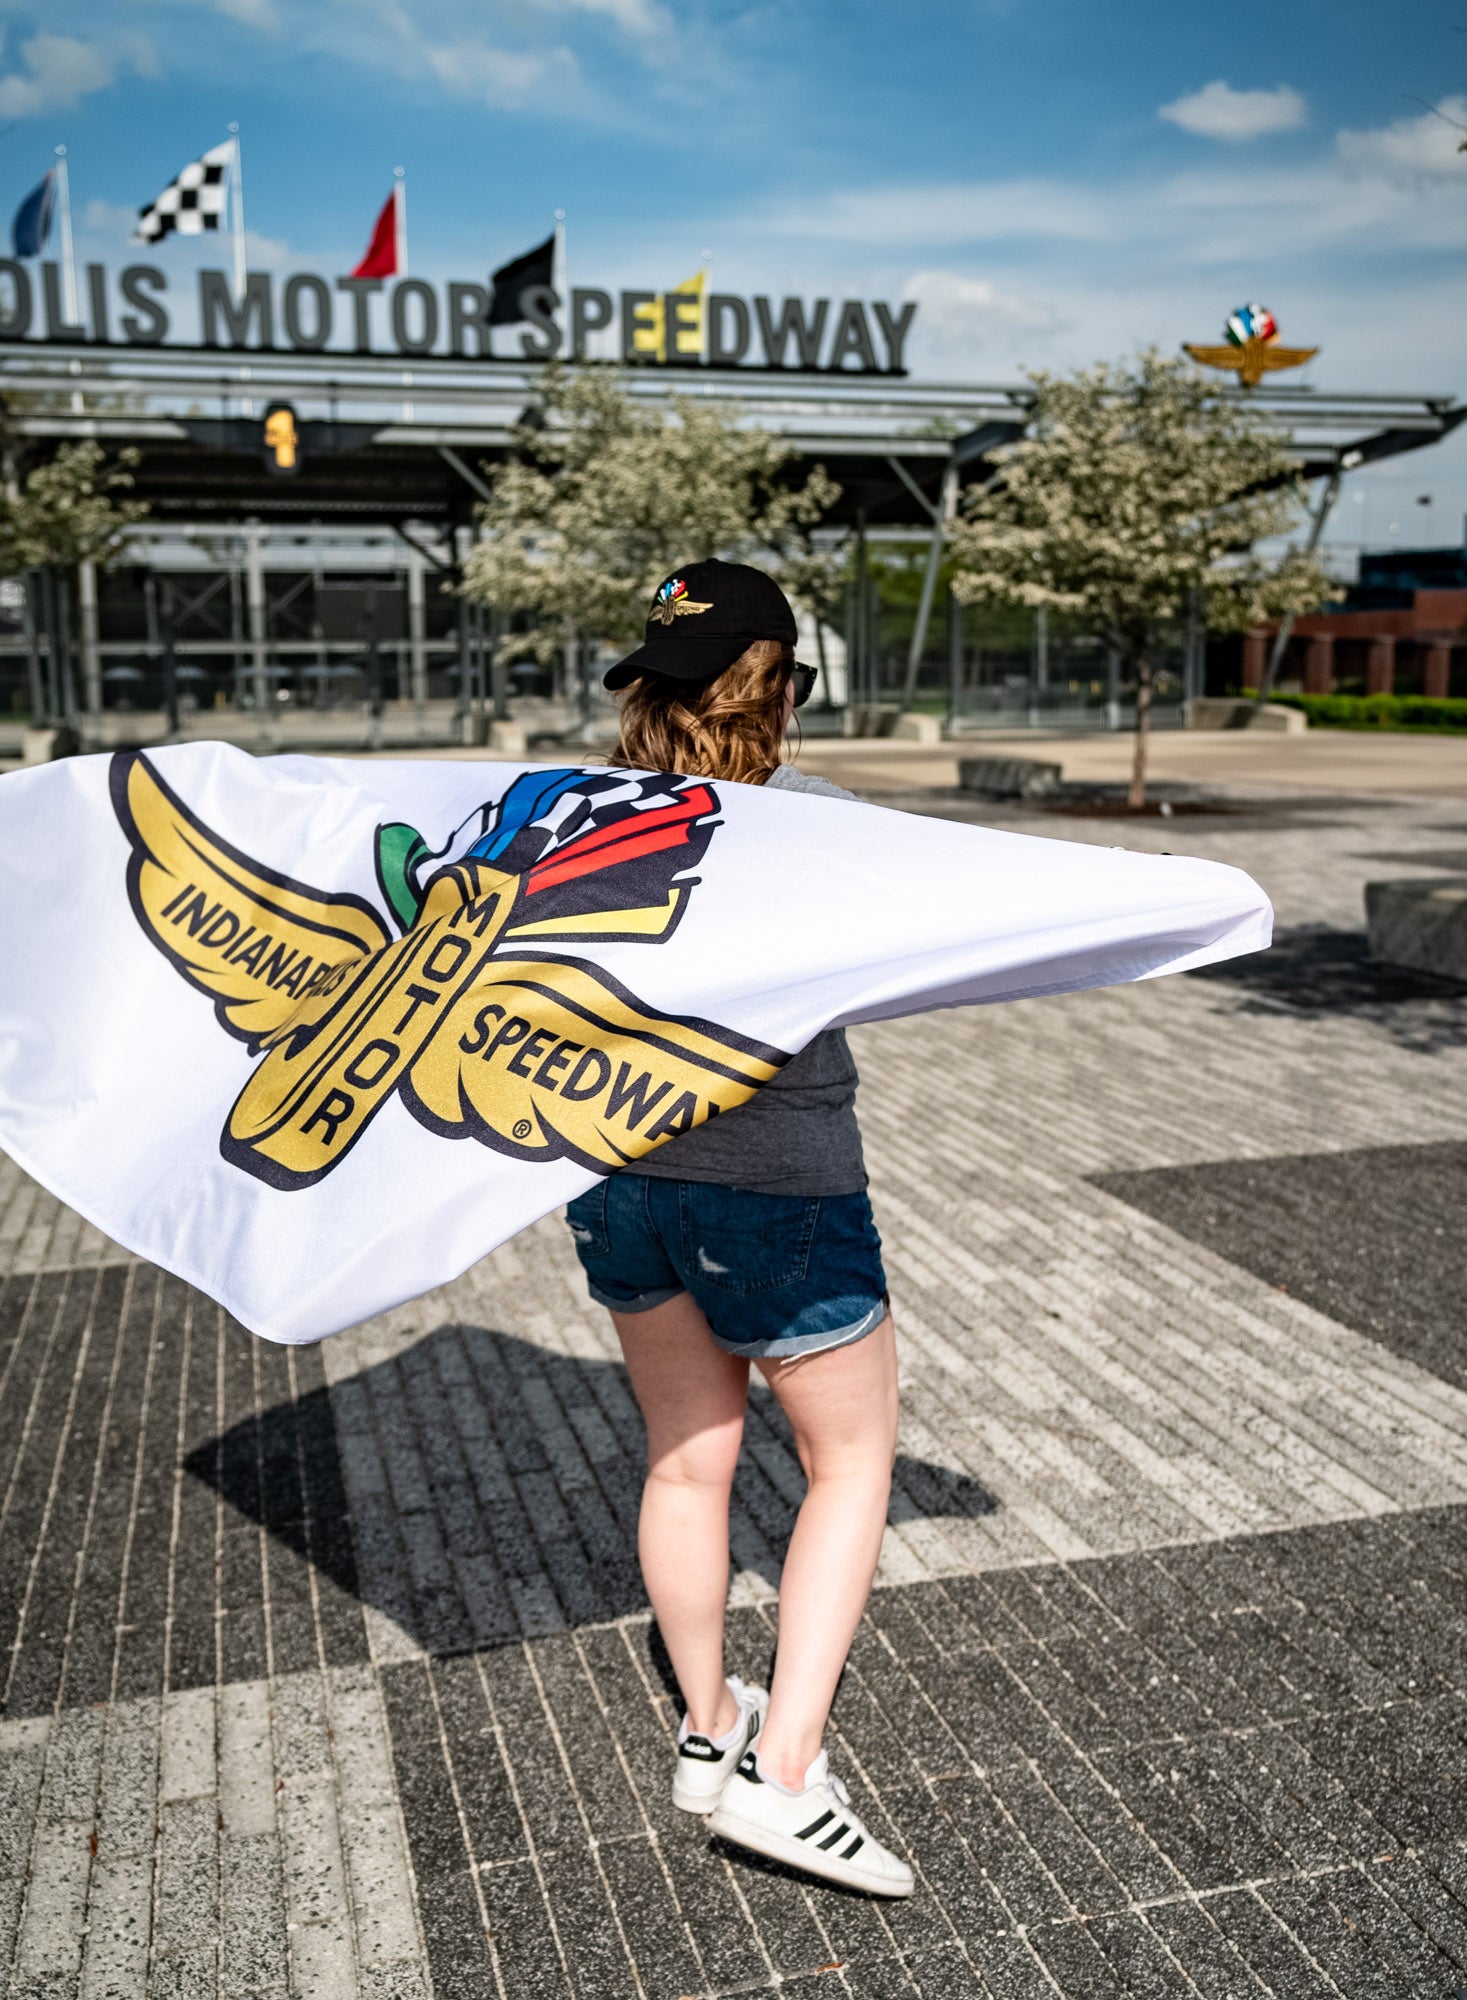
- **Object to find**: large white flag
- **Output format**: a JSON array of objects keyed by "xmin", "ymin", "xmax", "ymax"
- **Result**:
[{"xmin": 0, "ymin": 745, "xmax": 1269, "ymax": 1343}]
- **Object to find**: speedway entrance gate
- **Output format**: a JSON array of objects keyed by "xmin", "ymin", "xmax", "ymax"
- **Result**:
[{"xmin": 2, "ymin": 338, "xmax": 1462, "ymax": 738}]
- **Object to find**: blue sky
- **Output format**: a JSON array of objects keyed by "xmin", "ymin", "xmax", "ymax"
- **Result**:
[{"xmin": 6, "ymin": 0, "xmax": 1467, "ymax": 549}]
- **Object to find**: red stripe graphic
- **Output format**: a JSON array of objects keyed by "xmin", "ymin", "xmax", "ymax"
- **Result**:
[{"xmin": 525, "ymin": 786, "xmax": 715, "ymax": 896}]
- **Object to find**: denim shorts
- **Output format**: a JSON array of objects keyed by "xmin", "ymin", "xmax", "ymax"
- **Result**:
[{"xmin": 564, "ymin": 1175, "xmax": 888, "ymax": 1360}]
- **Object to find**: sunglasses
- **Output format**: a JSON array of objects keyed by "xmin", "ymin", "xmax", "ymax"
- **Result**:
[{"xmin": 790, "ymin": 664, "xmax": 817, "ymax": 709}]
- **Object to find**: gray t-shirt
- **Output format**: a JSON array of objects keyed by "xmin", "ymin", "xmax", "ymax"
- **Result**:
[{"xmin": 623, "ymin": 763, "xmax": 868, "ymax": 1196}]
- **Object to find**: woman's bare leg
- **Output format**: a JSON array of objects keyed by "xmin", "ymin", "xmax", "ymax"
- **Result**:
[
  {"xmin": 752, "ymin": 1315, "xmax": 899, "ymax": 1786},
  {"xmin": 611, "ymin": 1292, "xmax": 750, "ymax": 1740}
]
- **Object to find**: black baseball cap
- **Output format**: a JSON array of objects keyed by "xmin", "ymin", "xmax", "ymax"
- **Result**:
[{"xmin": 603, "ymin": 558, "xmax": 799, "ymax": 690}]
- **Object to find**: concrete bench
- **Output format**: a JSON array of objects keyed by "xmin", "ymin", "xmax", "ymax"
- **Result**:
[
  {"xmin": 1366, "ymin": 877, "xmax": 1467, "ymax": 983},
  {"xmin": 22, "ymin": 726, "xmax": 81, "ymax": 764},
  {"xmin": 844, "ymin": 706, "xmax": 944, "ymax": 743},
  {"xmin": 958, "ymin": 755, "xmax": 1063, "ymax": 799},
  {"xmin": 1185, "ymin": 698, "xmax": 1307, "ymax": 734}
]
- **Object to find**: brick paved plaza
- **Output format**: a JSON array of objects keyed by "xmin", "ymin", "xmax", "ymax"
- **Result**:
[{"xmin": 3, "ymin": 756, "xmax": 1467, "ymax": 1999}]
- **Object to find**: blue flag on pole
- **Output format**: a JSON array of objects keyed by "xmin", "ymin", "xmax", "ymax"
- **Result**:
[{"xmin": 12, "ymin": 168, "xmax": 56, "ymax": 258}]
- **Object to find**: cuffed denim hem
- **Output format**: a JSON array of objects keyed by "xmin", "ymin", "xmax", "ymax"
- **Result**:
[
  {"xmin": 710, "ymin": 1297, "xmax": 887, "ymax": 1361},
  {"xmin": 584, "ymin": 1279, "xmax": 686, "ymax": 1315}
]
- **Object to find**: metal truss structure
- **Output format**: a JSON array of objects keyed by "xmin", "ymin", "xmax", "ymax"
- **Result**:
[{"xmin": 4, "ymin": 339, "xmax": 1462, "ymax": 532}]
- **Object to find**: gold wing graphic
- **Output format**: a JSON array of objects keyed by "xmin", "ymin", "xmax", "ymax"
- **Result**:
[
  {"xmin": 650, "ymin": 598, "xmax": 714, "ymax": 625},
  {"xmin": 403, "ymin": 951, "xmax": 784, "ymax": 1167},
  {"xmin": 1184, "ymin": 339, "xmax": 1316, "ymax": 388},
  {"xmin": 1183, "ymin": 344, "xmax": 1244, "ymax": 371},
  {"xmin": 221, "ymin": 859, "xmax": 786, "ymax": 1188},
  {"xmin": 1256, "ymin": 344, "xmax": 1318, "ymax": 372},
  {"xmin": 111, "ymin": 751, "xmax": 392, "ymax": 1054},
  {"xmin": 110, "ymin": 760, "xmax": 789, "ymax": 1193}
]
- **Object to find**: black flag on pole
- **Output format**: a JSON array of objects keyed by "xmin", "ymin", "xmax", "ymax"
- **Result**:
[{"xmin": 488, "ymin": 233, "xmax": 555, "ymax": 326}]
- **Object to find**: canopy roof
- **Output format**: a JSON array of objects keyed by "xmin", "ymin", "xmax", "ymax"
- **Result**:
[{"xmin": 5, "ymin": 339, "xmax": 1462, "ymax": 534}]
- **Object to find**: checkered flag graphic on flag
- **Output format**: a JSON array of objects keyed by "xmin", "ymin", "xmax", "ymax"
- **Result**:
[{"xmin": 133, "ymin": 139, "xmax": 234, "ymax": 243}]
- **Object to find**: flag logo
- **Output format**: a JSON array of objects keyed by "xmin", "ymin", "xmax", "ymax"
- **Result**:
[
  {"xmin": 134, "ymin": 139, "xmax": 233, "ymax": 244},
  {"xmin": 650, "ymin": 578, "xmax": 713, "ymax": 625},
  {"xmin": 110, "ymin": 754, "xmax": 784, "ymax": 1192}
]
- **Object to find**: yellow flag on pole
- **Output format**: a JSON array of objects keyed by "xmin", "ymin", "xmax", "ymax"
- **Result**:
[{"xmin": 632, "ymin": 268, "xmax": 706, "ymax": 362}]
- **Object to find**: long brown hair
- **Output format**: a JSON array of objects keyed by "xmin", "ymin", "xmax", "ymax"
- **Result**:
[{"xmin": 610, "ymin": 639, "xmax": 794, "ymax": 785}]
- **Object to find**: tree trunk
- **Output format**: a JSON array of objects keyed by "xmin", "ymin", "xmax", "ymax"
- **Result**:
[
  {"xmin": 813, "ymin": 610, "xmax": 831, "ymax": 709},
  {"xmin": 1127, "ymin": 653, "xmax": 1152, "ymax": 810}
]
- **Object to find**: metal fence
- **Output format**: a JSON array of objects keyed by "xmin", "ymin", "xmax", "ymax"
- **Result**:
[{"xmin": 937, "ymin": 639, "xmax": 1190, "ymax": 733}]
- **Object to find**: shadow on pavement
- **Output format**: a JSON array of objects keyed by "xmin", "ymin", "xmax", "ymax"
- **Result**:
[
  {"xmin": 1188, "ymin": 925, "xmax": 1467, "ymax": 1053},
  {"xmin": 184, "ymin": 1320, "xmax": 998, "ymax": 1660}
]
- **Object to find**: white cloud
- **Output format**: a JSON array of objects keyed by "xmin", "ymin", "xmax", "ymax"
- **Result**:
[
  {"xmin": 0, "ymin": 31, "xmax": 116, "ymax": 116},
  {"xmin": 424, "ymin": 38, "xmax": 577, "ymax": 107},
  {"xmin": 82, "ymin": 198, "xmax": 142, "ymax": 238},
  {"xmin": 142, "ymin": 0, "xmax": 280, "ymax": 28},
  {"xmin": 554, "ymin": 0, "xmax": 670, "ymax": 34},
  {"xmin": 1337, "ymin": 96, "xmax": 1467, "ymax": 179},
  {"xmin": 757, "ymin": 179, "xmax": 1113, "ymax": 246},
  {"xmin": 904, "ymin": 268, "xmax": 1064, "ymax": 340},
  {"xmin": 1159, "ymin": 80, "xmax": 1306, "ymax": 142},
  {"xmin": 81, "ymin": 195, "xmax": 291, "ymax": 265},
  {"xmin": 750, "ymin": 100, "xmax": 1467, "ymax": 285},
  {"xmin": 1153, "ymin": 151, "xmax": 1467, "ymax": 262},
  {"xmin": 215, "ymin": 0, "xmax": 281, "ymax": 25},
  {"xmin": 119, "ymin": 32, "xmax": 162, "ymax": 76},
  {"xmin": 241, "ymin": 226, "xmax": 291, "ymax": 267}
]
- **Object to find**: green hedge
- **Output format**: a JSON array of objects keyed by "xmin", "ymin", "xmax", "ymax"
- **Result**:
[{"xmin": 1268, "ymin": 693, "xmax": 1467, "ymax": 733}]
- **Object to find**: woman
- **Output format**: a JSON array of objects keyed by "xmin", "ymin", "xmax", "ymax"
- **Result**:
[{"xmin": 563, "ymin": 557, "xmax": 914, "ymax": 1898}]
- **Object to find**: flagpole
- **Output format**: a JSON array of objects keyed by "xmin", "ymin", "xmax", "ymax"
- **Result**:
[
  {"xmin": 228, "ymin": 122, "xmax": 246, "ymax": 302},
  {"xmin": 553, "ymin": 208, "xmax": 566, "ymax": 356},
  {"xmin": 395, "ymin": 170, "xmax": 411, "ymax": 420},
  {"xmin": 54, "ymin": 146, "xmax": 79, "ymax": 326}
]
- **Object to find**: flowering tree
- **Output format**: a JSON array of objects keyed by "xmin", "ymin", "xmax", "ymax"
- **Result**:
[
  {"xmin": 0, "ymin": 441, "xmax": 147, "ymax": 722},
  {"xmin": 947, "ymin": 352, "xmax": 1332, "ymax": 806},
  {"xmin": 460, "ymin": 367, "xmax": 839, "ymax": 661},
  {"xmin": 774, "ymin": 540, "xmax": 849, "ymax": 703},
  {"xmin": 0, "ymin": 440, "xmax": 145, "ymax": 575}
]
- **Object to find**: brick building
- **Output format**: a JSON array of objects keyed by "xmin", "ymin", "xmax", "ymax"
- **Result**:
[{"xmin": 1242, "ymin": 548, "xmax": 1467, "ymax": 699}]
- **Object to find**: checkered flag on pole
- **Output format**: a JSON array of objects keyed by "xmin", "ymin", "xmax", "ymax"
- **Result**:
[{"xmin": 133, "ymin": 139, "xmax": 234, "ymax": 243}]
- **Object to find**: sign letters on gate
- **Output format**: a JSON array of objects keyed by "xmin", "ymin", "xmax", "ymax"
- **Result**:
[{"xmin": 0, "ymin": 259, "xmax": 918, "ymax": 375}]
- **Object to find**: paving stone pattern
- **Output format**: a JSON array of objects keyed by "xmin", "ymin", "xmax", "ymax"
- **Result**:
[
  {"xmin": 3, "ymin": 787, "xmax": 1467, "ymax": 1997},
  {"xmin": 1096, "ymin": 1140, "xmax": 1467, "ymax": 1391}
]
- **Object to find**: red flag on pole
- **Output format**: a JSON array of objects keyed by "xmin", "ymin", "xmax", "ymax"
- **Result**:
[{"xmin": 352, "ymin": 190, "xmax": 397, "ymax": 278}]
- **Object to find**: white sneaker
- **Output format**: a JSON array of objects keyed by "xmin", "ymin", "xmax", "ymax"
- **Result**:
[
  {"xmin": 708, "ymin": 1747, "xmax": 915, "ymax": 1898},
  {"xmin": 672, "ymin": 1675, "xmax": 768, "ymax": 1816}
]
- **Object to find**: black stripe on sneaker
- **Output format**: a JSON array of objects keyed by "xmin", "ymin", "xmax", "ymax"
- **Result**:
[
  {"xmin": 795, "ymin": 1808, "xmax": 835, "ymax": 1840},
  {"xmin": 816, "ymin": 1820, "xmax": 851, "ymax": 1851},
  {"xmin": 841, "ymin": 1834, "xmax": 865, "ymax": 1859}
]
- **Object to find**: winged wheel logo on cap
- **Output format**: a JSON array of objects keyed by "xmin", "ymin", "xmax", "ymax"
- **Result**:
[{"xmin": 650, "ymin": 577, "xmax": 713, "ymax": 625}]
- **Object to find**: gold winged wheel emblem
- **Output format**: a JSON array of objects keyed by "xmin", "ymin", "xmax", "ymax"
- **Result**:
[
  {"xmin": 649, "ymin": 577, "xmax": 713, "ymax": 625},
  {"xmin": 111, "ymin": 753, "xmax": 784, "ymax": 1191},
  {"xmin": 1182, "ymin": 338, "xmax": 1318, "ymax": 389}
]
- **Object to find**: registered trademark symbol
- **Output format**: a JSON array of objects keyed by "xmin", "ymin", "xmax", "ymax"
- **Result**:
[{"xmin": 513, "ymin": 1119, "xmax": 532, "ymax": 1140}]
